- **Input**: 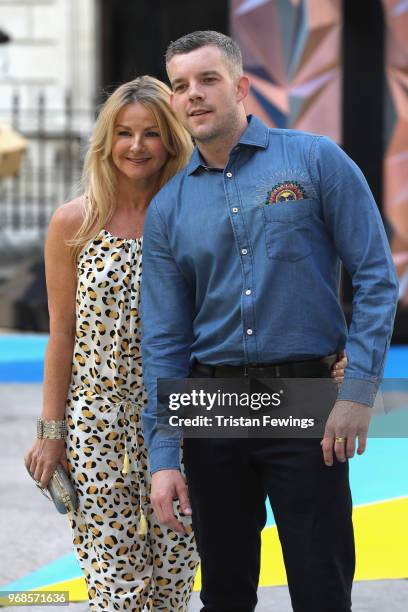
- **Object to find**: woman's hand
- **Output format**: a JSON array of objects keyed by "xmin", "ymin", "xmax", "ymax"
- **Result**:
[
  {"xmin": 25, "ymin": 439, "xmax": 68, "ymax": 489},
  {"xmin": 330, "ymin": 350, "xmax": 347, "ymax": 383}
]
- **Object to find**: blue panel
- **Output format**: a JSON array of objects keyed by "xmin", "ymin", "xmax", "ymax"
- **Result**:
[
  {"xmin": 384, "ymin": 346, "xmax": 408, "ymax": 377},
  {"xmin": 266, "ymin": 438, "xmax": 408, "ymax": 527},
  {"xmin": 0, "ymin": 553, "xmax": 82, "ymax": 592},
  {"xmin": 0, "ymin": 361, "xmax": 44, "ymax": 382},
  {"xmin": 349, "ymin": 438, "xmax": 408, "ymax": 505},
  {"xmin": 0, "ymin": 335, "xmax": 48, "ymax": 362},
  {"xmin": 0, "ymin": 335, "xmax": 47, "ymax": 382}
]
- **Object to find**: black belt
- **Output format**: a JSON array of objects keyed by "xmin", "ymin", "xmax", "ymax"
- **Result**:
[{"xmin": 192, "ymin": 354, "xmax": 337, "ymax": 379}]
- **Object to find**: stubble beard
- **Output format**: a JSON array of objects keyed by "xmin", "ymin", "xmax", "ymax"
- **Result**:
[{"xmin": 187, "ymin": 107, "xmax": 241, "ymax": 147}]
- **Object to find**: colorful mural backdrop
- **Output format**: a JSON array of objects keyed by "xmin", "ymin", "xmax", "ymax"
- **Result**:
[
  {"xmin": 230, "ymin": 0, "xmax": 343, "ymax": 142},
  {"xmin": 383, "ymin": 0, "xmax": 408, "ymax": 305}
]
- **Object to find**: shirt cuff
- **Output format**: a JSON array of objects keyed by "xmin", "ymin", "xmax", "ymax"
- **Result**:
[
  {"xmin": 337, "ymin": 377, "xmax": 378, "ymax": 407},
  {"xmin": 149, "ymin": 442, "xmax": 181, "ymax": 474}
]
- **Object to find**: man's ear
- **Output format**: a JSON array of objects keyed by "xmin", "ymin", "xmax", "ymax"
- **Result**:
[
  {"xmin": 169, "ymin": 93, "xmax": 175, "ymax": 109},
  {"xmin": 236, "ymin": 74, "xmax": 250, "ymax": 103}
]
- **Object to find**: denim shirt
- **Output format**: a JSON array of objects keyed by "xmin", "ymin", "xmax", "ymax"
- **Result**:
[{"xmin": 141, "ymin": 115, "xmax": 398, "ymax": 474}]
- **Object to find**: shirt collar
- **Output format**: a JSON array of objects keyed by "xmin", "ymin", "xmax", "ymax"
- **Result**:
[
  {"xmin": 238, "ymin": 114, "xmax": 269, "ymax": 149},
  {"xmin": 186, "ymin": 114, "xmax": 270, "ymax": 175}
]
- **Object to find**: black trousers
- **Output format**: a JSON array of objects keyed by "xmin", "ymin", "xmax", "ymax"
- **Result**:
[{"xmin": 183, "ymin": 436, "xmax": 355, "ymax": 612}]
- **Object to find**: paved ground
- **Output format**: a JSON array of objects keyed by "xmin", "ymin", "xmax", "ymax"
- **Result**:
[{"xmin": 1, "ymin": 384, "xmax": 407, "ymax": 611}]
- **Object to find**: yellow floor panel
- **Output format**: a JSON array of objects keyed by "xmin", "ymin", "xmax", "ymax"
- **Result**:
[
  {"xmin": 35, "ymin": 578, "xmax": 88, "ymax": 602},
  {"xmin": 258, "ymin": 497, "xmax": 408, "ymax": 587},
  {"xmin": 353, "ymin": 497, "xmax": 408, "ymax": 581},
  {"xmin": 33, "ymin": 497, "xmax": 408, "ymax": 600}
]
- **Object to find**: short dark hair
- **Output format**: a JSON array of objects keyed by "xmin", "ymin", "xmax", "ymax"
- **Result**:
[{"xmin": 165, "ymin": 30, "xmax": 243, "ymax": 78}]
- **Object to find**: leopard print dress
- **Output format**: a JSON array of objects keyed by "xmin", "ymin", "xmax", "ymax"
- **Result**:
[{"xmin": 65, "ymin": 229, "xmax": 199, "ymax": 611}]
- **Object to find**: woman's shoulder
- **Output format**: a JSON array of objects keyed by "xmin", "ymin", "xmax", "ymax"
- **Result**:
[{"xmin": 48, "ymin": 197, "xmax": 86, "ymax": 240}]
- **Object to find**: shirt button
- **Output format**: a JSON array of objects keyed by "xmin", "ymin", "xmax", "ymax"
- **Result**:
[
  {"xmin": 245, "ymin": 289, "xmax": 251, "ymax": 295},
  {"xmin": 226, "ymin": 172, "xmax": 233, "ymax": 178},
  {"xmin": 247, "ymin": 329, "xmax": 253, "ymax": 335},
  {"xmin": 232, "ymin": 207, "xmax": 239, "ymax": 213},
  {"xmin": 241, "ymin": 248, "xmax": 248, "ymax": 255}
]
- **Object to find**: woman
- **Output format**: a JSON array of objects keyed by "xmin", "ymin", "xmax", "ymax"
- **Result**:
[
  {"xmin": 25, "ymin": 76, "xmax": 198, "ymax": 611},
  {"xmin": 25, "ymin": 75, "xmax": 347, "ymax": 611}
]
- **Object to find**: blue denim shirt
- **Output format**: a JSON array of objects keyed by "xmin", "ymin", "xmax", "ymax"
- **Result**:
[{"xmin": 141, "ymin": 115, "xmax": 398, "ymax": 473}]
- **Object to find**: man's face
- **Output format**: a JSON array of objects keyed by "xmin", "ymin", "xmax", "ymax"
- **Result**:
[{"xmin": 167, "ymin": 45, "xmax": 243, "ymax": 144}]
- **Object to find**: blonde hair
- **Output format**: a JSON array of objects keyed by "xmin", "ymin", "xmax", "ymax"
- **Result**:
[{"xmin": 69, "ymin": 76, "xmax": 193, "ymax": 257}]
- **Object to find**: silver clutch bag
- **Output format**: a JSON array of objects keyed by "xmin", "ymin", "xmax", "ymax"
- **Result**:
[{"xmin": 26, "ymin": 463, "xmax": 79, "ymax": 514}]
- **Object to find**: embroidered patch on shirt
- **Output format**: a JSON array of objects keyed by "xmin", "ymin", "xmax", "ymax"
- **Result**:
[{"xmin": 266, "ymin": 181, "xmax": 307, "ymax": 204}]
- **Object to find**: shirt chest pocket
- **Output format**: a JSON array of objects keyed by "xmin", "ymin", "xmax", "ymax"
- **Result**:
[{"xmin": 261, "ymin": 198, "xmax": 315, "ymax": 262}]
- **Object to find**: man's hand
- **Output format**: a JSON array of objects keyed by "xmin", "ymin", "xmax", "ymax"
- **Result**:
[
  {"xmin": 321, "ymin": 400, "xmax": 371, "ymax": 466},
  {"xmin": 151, "ymin": 469, "xmax": 192, "ymax": 534}
]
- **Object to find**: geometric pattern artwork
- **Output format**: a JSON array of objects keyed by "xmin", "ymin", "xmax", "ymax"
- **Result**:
[
  {"xmin": 230, "ymin": 0, "xmax": 343, "ymax": 143},
  {"xmin": 382, "ymin": 0, "xmax": 408, "ymax": 305}
]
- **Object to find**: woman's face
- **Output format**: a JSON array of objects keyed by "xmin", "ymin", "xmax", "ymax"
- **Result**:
[{"xmin": 111, "ymin": 102, "xmax": 168, "ymax": 184}]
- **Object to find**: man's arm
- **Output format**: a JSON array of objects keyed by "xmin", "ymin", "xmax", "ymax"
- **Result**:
[
  {"xmin": 141, "ymin": 197, "xmax": 194, "ymax": 532},
  {"xmin": 312, "ymin": 136, "xmax": 399, "ymax": 463}
]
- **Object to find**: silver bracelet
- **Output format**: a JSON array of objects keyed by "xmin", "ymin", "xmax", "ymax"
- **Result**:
[{"xmin": 37, "ymin": 418, "xmax": 67, "ymax": 440}]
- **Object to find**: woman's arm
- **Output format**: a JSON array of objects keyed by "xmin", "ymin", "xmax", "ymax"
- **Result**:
[{"xmin": 25, "ymin": 200, "xmax": 83, "ymax": 488}]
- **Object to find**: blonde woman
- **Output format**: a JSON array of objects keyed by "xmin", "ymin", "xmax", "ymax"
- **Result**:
[{"xmin": 25, "ymin": 76, "xmax": 199, "ymax": 611}]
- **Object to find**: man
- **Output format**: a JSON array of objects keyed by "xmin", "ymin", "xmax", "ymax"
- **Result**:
[{"xmin": 141, "ymin": 31, "xmax": 398, "ymax": 612}]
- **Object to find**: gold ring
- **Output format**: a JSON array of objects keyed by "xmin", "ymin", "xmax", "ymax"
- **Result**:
[{"xmin": 335, "ymin": 436, "xmax": 345, "ymax": 443}]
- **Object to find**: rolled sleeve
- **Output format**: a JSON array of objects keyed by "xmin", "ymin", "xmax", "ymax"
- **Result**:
[
  {"xmin": 148, "ymin": 441, "xmax": 181, "ymax": 475},
  {"xmin": 337, "ymin": 377, "xmax": 378, "ymax": 407}
]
